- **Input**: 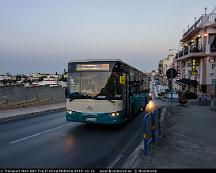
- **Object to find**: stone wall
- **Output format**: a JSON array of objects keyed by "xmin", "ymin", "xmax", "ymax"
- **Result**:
[{"xmin": 0, "ymin": 85, "xmax": 65, "ymax": 110}]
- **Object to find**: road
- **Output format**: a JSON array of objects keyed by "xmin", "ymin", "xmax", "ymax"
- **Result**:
[
  {"xmin": 0, "ymin": 106, "xmax": 149, "ymax": 168},
  {"xmin": 0, "ymin": 97, "xmax": 171, "ymax": 168}
]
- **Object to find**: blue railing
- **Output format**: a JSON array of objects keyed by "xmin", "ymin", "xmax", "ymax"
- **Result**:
[{"xmin": 143, "ymin": 108, "xmax": 161, "ymax": 156}]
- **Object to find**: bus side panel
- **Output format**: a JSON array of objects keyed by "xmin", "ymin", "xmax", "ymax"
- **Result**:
[{"xmin": 130, "ymin": 94, "xmax": 148, "ymax": 115}]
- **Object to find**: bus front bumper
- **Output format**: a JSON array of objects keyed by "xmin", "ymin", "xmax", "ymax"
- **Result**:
[{"xmin": 66, "ymin": 111, "xmax": 124, "ymax": 124}]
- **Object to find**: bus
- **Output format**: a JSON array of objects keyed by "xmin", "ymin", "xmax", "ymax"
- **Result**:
[{"xmin": 66, "ymin": 59, "xmax": 150, "ymax": 124}]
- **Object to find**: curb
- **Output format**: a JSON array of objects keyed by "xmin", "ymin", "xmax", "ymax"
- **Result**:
[
  {"xmin": 121, "ymin": 107, "xmax": 168, "ymax": 168},
  {"xmin": 0, "ymin": 107, "xmax": 65, "ymax": 124},
  {"xmin": 161, "ymin": 98, "xmax": 178, "ymax": 102}
]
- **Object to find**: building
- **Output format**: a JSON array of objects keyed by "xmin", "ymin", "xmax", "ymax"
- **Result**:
[
  {"xmin": 175, "ymin": 8, "xmax": 216, "ymax": 99},
  {"xmin": 158, "ymin": 54, "xmax": 175, "ymax": 86},
  {"xmin": 142, "ymin": 71, "xmax": 151, "ymax": 91}
]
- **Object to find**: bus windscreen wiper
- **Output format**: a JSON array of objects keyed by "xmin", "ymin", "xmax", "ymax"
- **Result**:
[{"xmin": 68, "ymin": 92, "xmax": 91, "ymax": 101}]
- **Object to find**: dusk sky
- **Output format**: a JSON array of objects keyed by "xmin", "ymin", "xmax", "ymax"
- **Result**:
[{"xmin": 0, "ymin": 0, "xmax": 215, "ymax": 74}]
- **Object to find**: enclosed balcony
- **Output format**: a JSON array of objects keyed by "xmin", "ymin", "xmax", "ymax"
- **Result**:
[{"xmin": 176, "ymin": 33, "xmax": 216, "ymax": 60}]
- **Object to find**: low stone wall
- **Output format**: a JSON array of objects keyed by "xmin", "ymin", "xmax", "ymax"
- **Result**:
[{"xmin": 0, "ymin": 85, "xmax": 65, "ymax": 110}]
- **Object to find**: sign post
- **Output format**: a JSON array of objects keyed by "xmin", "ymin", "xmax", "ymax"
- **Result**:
[{"xmin": 166, "ymin": 68, "xmax": 177, "ymax": 104}]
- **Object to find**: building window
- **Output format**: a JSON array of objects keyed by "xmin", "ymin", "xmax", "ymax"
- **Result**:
[
  {"xmin": 182, "ymin": 62, "xmax": 185, "ymax": 67},
  {"xmin": 188, "ymin": 70, "xmax": 192, "ymax": 75},
  {"xmin": 209, "ymin": 34, "xmax": 216, "ymax": 52},
  {"xmin": 201, "ymin": 85, "xmax": 207, "ymax": 93}
]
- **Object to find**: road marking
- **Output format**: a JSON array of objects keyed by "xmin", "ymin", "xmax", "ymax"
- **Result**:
[
  {"xmin": 9, "ymin": 122, "xmax": 74, "ymax": 144},
  {"xmin": 108, "ymin": 154, "xmax": 123, "ymax": 168}
]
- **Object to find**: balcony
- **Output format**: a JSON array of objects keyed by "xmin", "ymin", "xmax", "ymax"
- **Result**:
[
  {"xmin": 176, "ymin": 46, "xmax": 202, "ymax": 57},
  {"xmin": 176, "ymin": 44, "xmax": 216, "ymax": 61},
  {"xmin": 181, "ymin": 16, "xmax": 204, "ymax": 42},
  {"xmin": 203, "ymin": 13, "xmax": 216, "ymax": 27}
]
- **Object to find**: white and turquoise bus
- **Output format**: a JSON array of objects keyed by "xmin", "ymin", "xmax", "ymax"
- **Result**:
[{"xmin": 66, "ymin": 59, "xmax": 150, "ymax": 124}]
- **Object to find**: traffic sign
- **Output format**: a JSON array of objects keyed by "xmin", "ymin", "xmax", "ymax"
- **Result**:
[{"xmin": 166, "ymin": 68, "xmax": 177, "ymax": 79}]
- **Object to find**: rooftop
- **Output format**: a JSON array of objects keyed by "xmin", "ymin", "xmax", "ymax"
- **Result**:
[{"xmin": 181, "ymin": 12, "xmax": 216, "ymax": 42}]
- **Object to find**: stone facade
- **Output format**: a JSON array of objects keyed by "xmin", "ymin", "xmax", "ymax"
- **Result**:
[{"xmin": 0, "ymin": 85, "xmax": 65, "ymax": 110}]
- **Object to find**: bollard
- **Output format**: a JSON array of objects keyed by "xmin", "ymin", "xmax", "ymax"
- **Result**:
[
  {"xmin": 150, "ymin": 112, "xmax": 156, "ymax": 143},
  {"xmin": 158, "ymin": 108, "xmax": 161, "ymax": 136},
  {"xmin": 143, "ymin": 107, "xmax": 161, "ymax": 156},
  {"xmin": 143, "ymin": 116, "xmax": 148, "ymax": 156}
]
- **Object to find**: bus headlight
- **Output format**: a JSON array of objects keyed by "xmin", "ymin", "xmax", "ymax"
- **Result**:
[
  {"xmin": 67, "ymin": 110, "xmax": 74, "ymax": 114},
  {"xmin": 111, "ymin": 112, "xmax": 120, "ymax": 117}
]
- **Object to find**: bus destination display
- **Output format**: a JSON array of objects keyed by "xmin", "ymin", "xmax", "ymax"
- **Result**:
[{"xmin": 76, "ymin": 64, "xmax": 110, "ymax": 71}]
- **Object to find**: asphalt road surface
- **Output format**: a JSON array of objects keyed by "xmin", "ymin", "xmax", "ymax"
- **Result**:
[
  {"xmin": 0, "ymin": 97, "xmax": 170, "ymax": 168},
  {"xmin": 0, "ymin": 107, "xmax": 149, "ymax": 168}
]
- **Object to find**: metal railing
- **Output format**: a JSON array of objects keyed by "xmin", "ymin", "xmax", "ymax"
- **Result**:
[
  {"xmin": 177, "ymin": 46, "xmax": 203, "ymax": 58},
  {"xmin": 143, "ymin": 107, "xmax": 161, "ymax": 156},
  {"xmin": 183, "ymin": 13, "xmax": 216, "ymax": 38}
]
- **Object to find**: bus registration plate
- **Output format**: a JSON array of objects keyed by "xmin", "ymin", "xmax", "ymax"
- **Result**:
[{"xmin": 85, "ymin": 117, "xmax": 96, "ymax": 122}]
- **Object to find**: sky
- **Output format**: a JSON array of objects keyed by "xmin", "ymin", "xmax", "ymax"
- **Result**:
[{"xmin": 0, "ymin": 0, "xmax": 215, "ymax": 74}]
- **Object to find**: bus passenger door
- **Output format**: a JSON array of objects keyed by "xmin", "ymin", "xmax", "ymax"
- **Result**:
[
  {"xmin": 127, "ymin": 74, "xmax": 131, "ymax": 118},
  {"xmin": 123, "ymin": 73, "xmax": 131, "ymax": 119}
]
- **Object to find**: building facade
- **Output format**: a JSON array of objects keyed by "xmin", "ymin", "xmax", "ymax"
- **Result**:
[
  {"xmin": 176, "ymin": 11, "xmax": 216, "ymax": 99},
  {"xmin": 158, "ymin": 54, "xmax": 175, "ymax": 86}
]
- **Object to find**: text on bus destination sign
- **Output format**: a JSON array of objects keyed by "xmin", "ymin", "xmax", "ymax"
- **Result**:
[{"xmin": 76, "ymin": 64, "xmax": 110, "ymax": 71}]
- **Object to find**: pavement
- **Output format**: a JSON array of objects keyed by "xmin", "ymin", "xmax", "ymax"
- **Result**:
[
  {"xmin": 0, "ymin": 102, "xmax": 65, "ymax": 123},
  {"xmin": 122, "ymin": 100, "xmax": 216, "ymax": 168}
]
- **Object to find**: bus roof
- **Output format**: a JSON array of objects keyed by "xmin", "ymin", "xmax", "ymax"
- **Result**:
[{"xmin": 68, "ymin": 59, "xmax": 145, "ymax": 74}]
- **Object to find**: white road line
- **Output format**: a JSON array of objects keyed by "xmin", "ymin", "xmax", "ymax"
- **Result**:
[
  {"xmin": 108, "ymin": 154, "xmax": 123, "ymax": 168},
  {"xmin": 9, "ymin": 122, "xmax": 74, "ymax": 144}
]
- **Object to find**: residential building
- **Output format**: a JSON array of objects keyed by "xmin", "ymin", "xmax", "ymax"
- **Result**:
[
  {"xmin": 176, "ymin": 9, "xmax": 216, "ymax": 99},
  {"xmin": 158, "ymin": 54, "xmax": 175, "ymax": 86}
]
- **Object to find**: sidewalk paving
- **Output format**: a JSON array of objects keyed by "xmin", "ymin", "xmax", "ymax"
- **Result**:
[
  {"xmin": 122, "ymin": 102, "xmax": 216, "ymax": 168},
  {"xmin": 0, "ymin": 102, "xmax": 65, "ymax": 122}
]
